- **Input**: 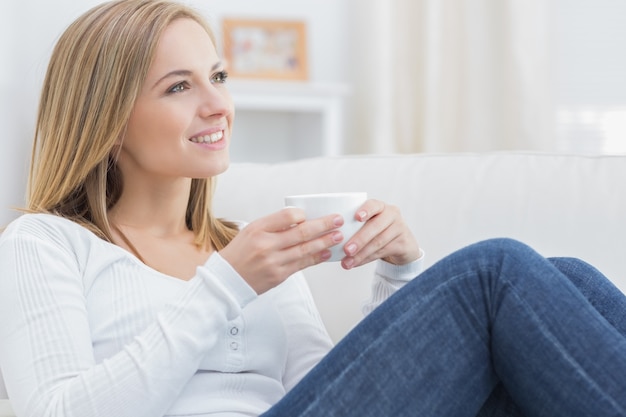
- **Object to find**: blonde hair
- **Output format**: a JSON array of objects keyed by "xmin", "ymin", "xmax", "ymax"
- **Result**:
[{"xmin": 28, "ymin": 0, "xmax": 238, "ymax": 249}]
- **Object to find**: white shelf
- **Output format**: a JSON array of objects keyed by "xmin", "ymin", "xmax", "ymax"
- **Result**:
[{"xmin": 227, "ymin": 81, "xmax": 349, "ymax": 162}]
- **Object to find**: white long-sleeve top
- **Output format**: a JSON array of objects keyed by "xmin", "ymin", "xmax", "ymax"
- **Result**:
[{"xmin": 0, "ymin": 213, "xmax": 423, "ymax": 417}]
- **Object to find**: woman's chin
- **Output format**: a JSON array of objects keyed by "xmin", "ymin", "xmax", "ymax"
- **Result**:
[{"xmin": 193, "ymin": 157, "xmax": 230, "ymax": 179}]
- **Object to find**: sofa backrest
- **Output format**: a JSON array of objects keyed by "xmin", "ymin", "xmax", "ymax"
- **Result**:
[{"xmin": 213, "ymin": 152, "xmax": 626, "ymax": 340}]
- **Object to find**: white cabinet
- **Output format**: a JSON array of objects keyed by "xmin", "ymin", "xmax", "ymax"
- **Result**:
[{"xmin": 227, "ymin": 80, "xmax": 349, "ymax": 162}]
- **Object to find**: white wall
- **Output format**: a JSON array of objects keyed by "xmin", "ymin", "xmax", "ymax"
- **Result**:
[
  {"xmin": 0, "ymin": 2, "xmax": 23, "ymax": 227},
  {"xmin": 554, "ymin": 0, "xmax": 626, "ymax": 105},
  {"xmin": 186, "ymin": 0, "xmax": 350, "ymax": 83},
  {"xmin": 0, "ymin": 0, "xmax": 104, "ymax": 226},
  {"xmin": 553, "ymin": 0, "xmax": 626, "ymax": 153}
]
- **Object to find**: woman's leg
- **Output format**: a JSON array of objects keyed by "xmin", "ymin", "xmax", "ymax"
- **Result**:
[
  {"xmin": 549, "ymin": 257, "xmax": 626, "ymax": 336},
  {"xmin": 476, "ymin": 383, "xmax": 525, "ymax": 417},
  {"xmin": 476, "ymin": 256, "xmax": 626, "ymax": 417},
  {"xmin": 263, "ymin": 238, "xmax": 626, "ymax": 417}
]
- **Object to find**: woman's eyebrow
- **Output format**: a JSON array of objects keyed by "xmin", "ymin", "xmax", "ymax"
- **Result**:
[
  {"xmin": 153, "ymin": 62, "xmax": 224, "ymax": 89},
  {"xmin": 154, "ymin": 69, "xmax": 192, "ymax": 88}
]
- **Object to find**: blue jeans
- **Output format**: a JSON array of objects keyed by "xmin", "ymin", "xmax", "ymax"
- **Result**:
[{"xmin": 262, "ymin": 238, "xmax": 626, "ymax": 417}]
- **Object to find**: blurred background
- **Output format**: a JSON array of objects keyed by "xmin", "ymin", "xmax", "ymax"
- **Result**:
[{"xmin": 2, "ymin": 0, "xmax": 626, "ymax": 225}]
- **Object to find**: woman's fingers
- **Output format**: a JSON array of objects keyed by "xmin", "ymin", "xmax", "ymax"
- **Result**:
[
  {"xmin": 342, "ymin": 200, "xmax": 395, "ymax": 257},
  {"xmin": 281, "ymin": 212, "xmax": 344, "ymax": 248},
  {"xmin": 262, "ymin": 208, "xmax": 344, "ymax": 247},
  {"xmin": 263, "ymin": 207, "xmax": 306, "ymax": 232},
  {"xmin": 353, "ymin": 199, "xmax": 386, "ymax": 223},
  {"xmin": 285, "ymin": 227, "xmax": 343, "ymax": 261},
  {"xmin": 342, "ymin": 224, "xmax": 402, "ymax": 268},
  {"xmin": 340, "ymin": 201, "xmax": 421, "ymax": 269},
  {"xmin": 222, "ymin": 198, "xmax": 420, "ymax": 294},
  {"xmin": 220, "ymin": 208, "xmax": 348, "ymax": 294}
]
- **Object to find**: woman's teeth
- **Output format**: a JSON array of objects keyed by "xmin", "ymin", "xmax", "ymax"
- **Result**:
[{"xmin": 190, "ymin": 131, "xmax": 223, "ymax": 143}]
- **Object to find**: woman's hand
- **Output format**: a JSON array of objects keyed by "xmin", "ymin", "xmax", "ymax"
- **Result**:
[
  {"xmin": 340, "ymin": 199, "xmax": 421, "ymax": 270},
  {"xmin": 219, "ymin": 208, "xmax": 344, "ymax": 294}
]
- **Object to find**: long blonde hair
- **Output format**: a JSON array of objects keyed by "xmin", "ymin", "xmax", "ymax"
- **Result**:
[{"xmin": 28, "ymin": 0, "xmax": 238, "ymax": 249}]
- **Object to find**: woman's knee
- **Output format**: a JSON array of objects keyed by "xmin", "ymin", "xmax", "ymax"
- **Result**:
[
  {"xmin": 548, "ymin": 257, "xmax": 602, "ymax": 278},
  {"xmin": 463, "ymin": 238, "xmax": 537, "ymax": 261},
  {"xmin": 434, "ymin": 238, "xmax": 541, "ymax": 285},
  {"xmin": 548, "ymin": 257, "xmax": 615, "ymax": 297}
]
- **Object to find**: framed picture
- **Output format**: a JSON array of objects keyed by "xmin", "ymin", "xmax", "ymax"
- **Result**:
[{"xmin": 222, "ymin": 18, "xmax": 308, "ymax": 81}]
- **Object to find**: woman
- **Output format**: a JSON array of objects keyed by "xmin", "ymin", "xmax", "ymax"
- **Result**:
[{"xmin": 0, "ymin": 1, "xmax": 624, "ymax": 416}]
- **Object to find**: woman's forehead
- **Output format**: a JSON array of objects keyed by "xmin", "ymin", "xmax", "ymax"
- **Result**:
[{"xmin": 144, "ymin": 19, "xmax": 219, "ymax": 86}]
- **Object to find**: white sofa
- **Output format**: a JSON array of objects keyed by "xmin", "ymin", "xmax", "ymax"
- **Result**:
[
  {"xmin": 213, "ymin": 152, "xmax": 626, "ymax": 342},
  {"xmin": 1, "ymin": 151, "xmax": 626, "ymax": 414}
]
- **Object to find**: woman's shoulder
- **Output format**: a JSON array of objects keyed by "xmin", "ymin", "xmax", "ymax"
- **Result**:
[{"xmin": 1, "ymin": 213, "xmax": 101, "ymax": 246}]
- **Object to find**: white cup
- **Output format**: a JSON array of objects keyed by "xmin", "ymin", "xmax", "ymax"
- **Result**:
[{"xmin": 284, "ymin": 192, "xmax": 368, "ymax": 262}]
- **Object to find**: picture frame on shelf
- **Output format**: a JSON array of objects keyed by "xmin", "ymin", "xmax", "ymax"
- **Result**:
[{"xmin": 221, "ymin": 18, "xmax": 308, "ymax": 81}]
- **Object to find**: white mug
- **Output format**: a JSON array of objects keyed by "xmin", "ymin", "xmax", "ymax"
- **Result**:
[{"xmin": 284, "ymin": 192, "xmax": 368, "ymax": 262}]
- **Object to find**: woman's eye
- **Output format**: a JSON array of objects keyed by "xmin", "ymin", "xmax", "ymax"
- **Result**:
[
  {"xmin": 167, "ymin": 82, "xmax": 188, "ymax": 94},
  {"xmin": 211, "ymin": 70, "xmax": 229, "ymax": 84}
]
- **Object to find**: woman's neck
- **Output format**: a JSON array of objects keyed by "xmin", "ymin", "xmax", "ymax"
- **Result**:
[
  {"xmin": 108, "ymin": 177, "xmax": 192, "ymax": 237},
  {"xmin": 106, "ymin": 177, "xmax": 209, "ymax": 277}
]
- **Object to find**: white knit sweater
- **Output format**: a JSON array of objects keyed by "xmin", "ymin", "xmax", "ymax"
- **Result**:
[{"xmin": 0, "ymin": 214, "xmax": 423, "ymax": 417}]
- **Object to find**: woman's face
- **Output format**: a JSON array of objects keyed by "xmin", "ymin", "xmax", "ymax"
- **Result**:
[{"xmin": 119, "ymin": 18, "xmax": 234, "ymax": 181}]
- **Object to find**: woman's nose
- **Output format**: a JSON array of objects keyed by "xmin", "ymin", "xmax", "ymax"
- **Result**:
[{"xmin": 198, "ymin": 84, "xmax": 231, "ymax": 118}]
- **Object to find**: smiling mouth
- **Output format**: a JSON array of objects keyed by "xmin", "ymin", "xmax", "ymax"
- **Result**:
[{"xmin": 189, "ymin": 130, "xmax": 224, "ymax": 144}]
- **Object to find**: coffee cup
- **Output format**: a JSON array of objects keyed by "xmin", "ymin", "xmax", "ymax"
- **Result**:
[{"xmin": 284, "ymin": 192, "xmax": 368, "ymax": 262}]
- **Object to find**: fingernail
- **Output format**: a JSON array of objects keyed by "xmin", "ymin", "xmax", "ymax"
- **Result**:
[
  {"xmin": 343, "ymin": 257, "xmax": 355, "ymax": 269},
  {"xmin": 332, "ymin": 231, "xmax": 344, "ymax": 243},
  {"xmin": 321, "ymin": 250, "xmax": 332, "ymax": 261},
  {"xmin": 333, "ymin": 216, "xmax": 344, "ymax": 227},
  {"xmin": 357, "ymin": 211, "xmax": 367, "ymax": 221},
  {"xmin": 345, "ymin": 243, "xmax": 357, "ymax": 255}
]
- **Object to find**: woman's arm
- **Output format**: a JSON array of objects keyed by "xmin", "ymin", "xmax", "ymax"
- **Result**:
[
  {"xmin": 362, "ymin": 254, "xmax": 425, "ymax": 316},
  {"xmin": 274, "ymin": 273, "xmax": 334, "ymax": 391},
  {"xmin": 0, "ymin": 221, "xmax": 255, "ymax": 417}
]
